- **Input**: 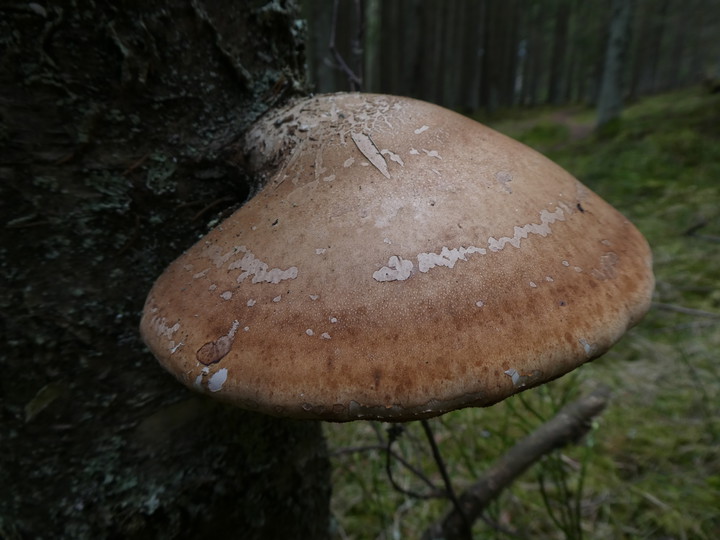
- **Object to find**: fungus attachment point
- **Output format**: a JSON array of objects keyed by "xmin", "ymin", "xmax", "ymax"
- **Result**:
[{"xmin": 140, "ymin": 93, "xmax": 653, "ymax": 422}]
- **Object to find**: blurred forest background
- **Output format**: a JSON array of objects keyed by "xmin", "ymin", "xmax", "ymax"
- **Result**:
[
  {"xmin": 299, "ymin": 1, "xmax": 720, "ymax": 538},
  {"xmin": 302, "ymin": 0, "xmax": 720, "ymax": 112}
]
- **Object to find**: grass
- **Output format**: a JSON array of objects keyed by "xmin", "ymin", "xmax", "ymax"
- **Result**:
[{"xmin": 325, "ymin": 87, "xmax": 720, "ymax": 539}]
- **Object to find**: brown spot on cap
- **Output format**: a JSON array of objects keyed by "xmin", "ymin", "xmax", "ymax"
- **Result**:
[{"xmin": 196, "ymin": 337, "xmax": 232, "ymax": 365}]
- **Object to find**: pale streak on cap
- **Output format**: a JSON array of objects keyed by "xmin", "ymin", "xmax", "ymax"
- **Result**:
[{"xmin": 140, "ymin": 93, "xmax": 654, "ymax": 422}]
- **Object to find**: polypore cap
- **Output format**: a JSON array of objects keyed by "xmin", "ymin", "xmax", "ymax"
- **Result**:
[{"xmin": 140, "ymin": 93, "xmax": 654, "ymax": 422}]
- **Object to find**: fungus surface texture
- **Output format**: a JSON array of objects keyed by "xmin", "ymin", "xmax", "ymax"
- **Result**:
[{"xmin": 140, "ymin": 93, "xmax": 654, "ymax": 421}]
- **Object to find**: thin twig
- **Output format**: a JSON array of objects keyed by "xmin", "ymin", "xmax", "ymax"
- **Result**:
[
  {"xmin": 683, "ymin": 220, "xmax": 720, "ymax": 243},
  {"xmin": 420, "ymin": 420, "xmax": 472, "ymax": 539},
  {"xmin": 422, "ymin": 386, "xmax": 611, "ymax": 540},
  {"xmin": 652, "ymin": 302, "xmax": 720, "ymax": 319},
  {"xmin": 385, "ymin": 425, "xmax": 443, "ymax": 499},
  {"xmin": 331, "ymin": 442, "xmax": 441, "ymax": 496},
  {"xmin": 329, "ymin": 0, "xmax": 363, "ymax": 90}
]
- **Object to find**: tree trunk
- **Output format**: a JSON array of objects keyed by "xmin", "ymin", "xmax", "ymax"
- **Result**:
[
  {"xmin": 0, "ymin": 1, "xmax": 331, "ymax": 538},
  {"xmin": 547, "ymin": 0, "xmax": 570, "ymax": 105},
  {"xmin": 596, "ymin": 0, "xmax": 635, "ymax": 129}
]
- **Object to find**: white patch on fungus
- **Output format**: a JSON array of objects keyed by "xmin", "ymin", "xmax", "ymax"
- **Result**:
[
  {"xmin": 226, "ymin": 247, "xmax": 298, "ymax": 284},
  {"xmin": 422, "ymin": 149, "xmax": 442, "ymax": 159},
  {"xmin": 495, "ymin": 171, "xmax": 513, "ymax": 193},
  {"xmin": 313, "ymin": 151, "xmax": 328, "ymax": 182},
  {"xmin": 202, "ymin": 244, "xmax": 245, "ymax": 268},
  {"xmin": 315, "ymin": 248, "xmax": 327, "ymax": 255},
  {"xmin": 475, "ymin": 300, "xmax": 485, "ymax": 308},
  {"xmin": 343, "ymin": 157, "xmax": 355, "ymax": 168},
  {"xmin": 414, "ymin": 125, "xmax": 429, "ymax": 134},
  {"xmin": 504, "ymin": 368, "xmax": 521, "ymax": 386},
  {"xmin": 247, "ymin": 299, "xmax": 256, "ymax": 307},
  {"xmin": 351, "ymin": 132, "xmax": 390, "ymax": 179},
  {"xmin": 149, "ymin": 316, "xmax": 182, "ymax": 354},
  {"xmin": 383, "ymin": 238, "xmax": 392, "ymax": 244},
  {"xmin": 208, "ymin": 284, "xmax": 218, "ymax": 291},
  {"xmin": 529, "ymin": 281, "xmax": 537, "ymax": 288},
  {"xmin": 220, "ymin": 291, "xmax": 232, "ymax": 300},
  {"xmin": 373, "ymin": 256, "xmax": 414, "ymax": 282},
  {"xmin": 487, "ymin": 207, "xmax": 567, "ymax": 252},
  {"xmin": 562, "ymin": 260, "xmax": 570, "ymax": 267},
  {"xmin": 323, "ymin": 174, "xmax": 336, "ymax": 182},
  {"xmin": 409, "ymin": 148, "xmax": 420, "ymax": 155},
  {"xmin": 381, "ymin": 149, "xmax": 404, "ymax": 167},
  {"xmin": 503, "ymin": 368, "xmax": 541, "ymax": 388},
  {"xmin": 330, "ymin": 317, "xmax": 338, "ymax": 323},
  {"xmin": 193, "ymin": 269, "xmax": 209, "ymax": 279},
  {"xmin": 208, "ymin": 369, "xmax": 228, "ymax": 392},
  {"xmin": 306, "ymin": 329, "xmax": 314, "ymax": 336},
  {"xmin": 309, "ymin": 294, "xmax": 319, "ymax": 300},
  {"xmin": 417, "ymin": 246, "xmax": 486, "ymax": 273},
  {"xmin": 320, "ymin": 333, "xmax": 331, "ymax": 340},
  {"xmin": 273, "ymin": 295, "xmax": 282, "ymax": 303},
  {"xmin": 579, "ymin": 338, "xmax": 596, "ymax": 357}
]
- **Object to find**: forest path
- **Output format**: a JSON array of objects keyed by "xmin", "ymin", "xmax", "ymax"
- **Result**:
[{"xmin": 549, "ymin": 107, "xmax": 595, "ymax": 142}]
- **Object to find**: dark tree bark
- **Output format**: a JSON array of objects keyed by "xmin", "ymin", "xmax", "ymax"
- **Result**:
[{"xmin": 0, "ymin": 1, "xmax": 331, "ymax": 538}]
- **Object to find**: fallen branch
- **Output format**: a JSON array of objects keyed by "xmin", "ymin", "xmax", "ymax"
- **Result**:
[
  {"xmin": 422, "ymin": 386, "xmax": 611, "ymax": 540},
  {"xmin": 682, "ymin": 220, "xmax": 720, "ymax": 243},
  {"xmin": 652, "ymin": 302, "xmax": 720, "ymax": 319}
]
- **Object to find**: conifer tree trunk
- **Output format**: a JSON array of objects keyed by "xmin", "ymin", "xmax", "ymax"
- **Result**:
[
  {"xmin": 0, "ymin": 2, "xmax": 331, "ymax": 538},
  {"xmin": 596, "ymin": 0, "xmax": 635, "ymax": 128}
]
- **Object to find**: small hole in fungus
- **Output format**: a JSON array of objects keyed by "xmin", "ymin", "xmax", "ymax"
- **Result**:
[
  {"xmin": 559, "ymin": 300, "xmax": 567, "ymax": 306},
  {"xmin": 576, "ymin": 203, "xmax": 585, "ymax": 213}
]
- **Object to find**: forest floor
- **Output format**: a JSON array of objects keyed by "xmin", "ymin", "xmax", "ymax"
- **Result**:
[
  {"xmin": 550, "ymin": 108, "xmax": 594, "ymax": 142},
  {"xmin": 325, "ymin": 86, "xmax": 720, "ymax": 540}
]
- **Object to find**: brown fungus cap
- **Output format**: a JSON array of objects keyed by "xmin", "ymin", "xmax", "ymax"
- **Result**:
[{"xmin": 140, "ymin": 93, "xmax": 654, "ymax": 422}]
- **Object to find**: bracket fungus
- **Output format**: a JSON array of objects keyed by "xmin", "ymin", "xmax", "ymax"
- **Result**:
[{"xmin": 140, "ymin": 93, "xmax": 654, "ymax": 422}]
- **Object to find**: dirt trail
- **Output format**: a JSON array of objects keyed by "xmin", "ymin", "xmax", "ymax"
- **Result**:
[{"xmin": 550, "ymin": 108, "xmax": 594, "ymax": 142}]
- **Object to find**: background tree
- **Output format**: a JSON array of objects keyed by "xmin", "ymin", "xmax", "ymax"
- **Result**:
[
  {"xmin": 0, "ymin": 1, "xmax": 331, "ymax": 538},
  {"xmin": 303, "ymin": 0, "xmax": 720, "ymax": 111},
  {"xmin": 596, "ymin": 0, "xmax": 636, "ymax": 129}
]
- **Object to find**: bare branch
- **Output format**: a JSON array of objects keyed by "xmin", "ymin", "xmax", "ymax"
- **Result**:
[
  {"xmin": 652, "ymin": 302, "xmax": 720, "ymax": 319},
  {"xmin": 422, "ymin": 386, "xmax": 611, "ymax": 540},
  {"xmin": 329, "ymin": 0, "xmax": 363, "ymax": 90},
  {"xmin": 420, "ymin": 419, "xmax": 472, "ymax": 538}
]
